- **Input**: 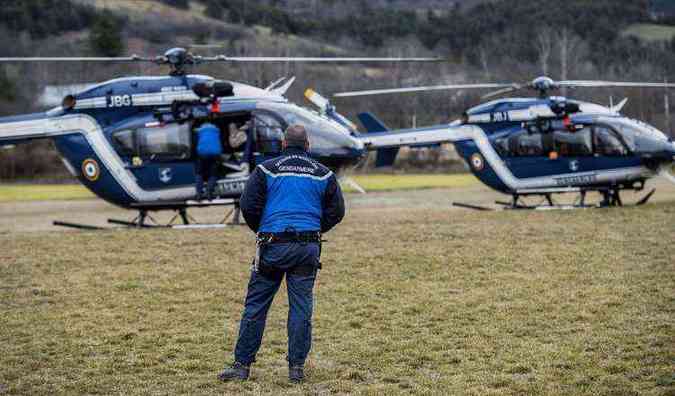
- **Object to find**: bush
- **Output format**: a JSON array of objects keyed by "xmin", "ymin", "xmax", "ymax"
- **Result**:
[
  {"xmin": 88, "ymin": 11, "xmax": 125, "ymax": 57},
  {"xmin": 0, "ymin": 0, "xmax": 97, "ymax": 39}
]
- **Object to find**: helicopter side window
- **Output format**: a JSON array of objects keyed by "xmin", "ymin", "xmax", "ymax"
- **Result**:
[
  {"xmin": 493, "ymin": 129, "xmax": 544, "ymax": 157},
  {"xmin": 138, "ymin": 123, "xmax": 192, "ymax": 160},
  {"xmin": 506, "ymin": 130, "xmax": 545, "ymax": 157},
  {"xmin": 552, "ymin": 127, "xmax": 592, "ymax": 157},
  {"xmin": 593, "ymin": 126, "xmax": 628, "ymax": 156},
  {"xmin": 112, "ymin": 129, "xmax": 136, "ymax": 156},
  {"xmin": 253, "ymin": 112, "xmax": 284, "ymax": 154}
]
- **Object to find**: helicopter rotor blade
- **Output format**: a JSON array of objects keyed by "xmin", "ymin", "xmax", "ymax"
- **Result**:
[
  {"xmin": 203, "ymin": 56, "xmax": 441, "ymax": 63},
  {"xmin": 333, "ymin": 83, "xmax": 513, "ymax": 98},
  {"xmin": 0, "ymin": 56, "xmax": 154, "ymax": 62},
  {"xmin": 557, "ymin": 80, "xmax": 675, "ymax": 89},
  {"xmin": 0, "ymin": 53, "xmax": 441, "ymax": 66},
  {"xmin": 481, "ymin": 84, "xmax": 524, "ymax": 100}
]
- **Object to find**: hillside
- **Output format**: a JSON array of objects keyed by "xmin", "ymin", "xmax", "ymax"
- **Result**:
[{"xmin": 72, "ymin": 0, "xmax": 352, "ymax": 56}]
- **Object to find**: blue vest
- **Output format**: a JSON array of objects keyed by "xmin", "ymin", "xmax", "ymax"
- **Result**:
[
  {"xmin": 196, "ymin": 123, "xmax": 223, "ymax": 157},
  {"xmin": 240, "ymin": 148, "xmax": 345, "ymax": 234},
  {"xmin": 258, "ymin": 153, "xmax": 331, "ymax": 232}
]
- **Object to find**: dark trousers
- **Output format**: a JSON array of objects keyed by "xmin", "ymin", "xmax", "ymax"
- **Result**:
[
  {"xmin": 195, "ymin": 156, "xmax": 219, "ymax": 198},
  {"xmin": 234, "ymin": 242, "xmax": 320, "ymax": 367}
]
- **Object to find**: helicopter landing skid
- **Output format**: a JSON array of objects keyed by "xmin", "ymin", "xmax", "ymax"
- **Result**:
[
  {"xmin": 453, "ymin": 186, "xmax": 656, "ymax": 212},
  {"xmin": 108, "ymin": 210, "xmax": 165, "ymax": 228},
  {"xmin": 502, "ymin": 186, "xmax": 656, "ymax": 210},
  {"xmin": 54, "ymin": 198, "xmax": 244, "ymax": 230}
]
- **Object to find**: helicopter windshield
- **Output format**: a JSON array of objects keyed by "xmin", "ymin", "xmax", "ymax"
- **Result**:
[
  {"xmin": 601, "ymin": 117, "xmax": 669, "ymax": 151},
  {"xmin": 257, "ymin": 102, "xmax": 361, "ymax": 156}
]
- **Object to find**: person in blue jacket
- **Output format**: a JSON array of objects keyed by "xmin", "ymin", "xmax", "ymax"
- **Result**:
[
  {"xmin": 195, "ymin": 120, "xmax": 223, "ymax": 200},
  {"xmin": 218, "ymin": 124, "xmax": 345, "ymax": 383}
]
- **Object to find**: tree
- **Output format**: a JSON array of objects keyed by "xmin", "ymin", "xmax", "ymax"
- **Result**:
[
  {"xmin": 536, "ymin": 29, "xmax": 553, "ymax": 76},
  {"xmin": 88, "ymin": 11, "xmax": 125, "ymax": 57}
]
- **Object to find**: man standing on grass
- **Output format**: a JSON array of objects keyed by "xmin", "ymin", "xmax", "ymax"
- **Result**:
[{"xmin": 218, "ymin": 124, "xmax": 345, "ymax": 383}]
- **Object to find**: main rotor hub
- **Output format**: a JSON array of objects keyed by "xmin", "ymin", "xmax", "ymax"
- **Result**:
[
  {"xmin": 162, "ymin": 47, "xmax": 195, "ymax": 76},
  {"xmin": 531, "ymin": 76, "xmax": 557, "ymax": 97}
]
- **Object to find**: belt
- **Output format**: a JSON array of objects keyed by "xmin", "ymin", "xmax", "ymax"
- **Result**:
[{"xmin": 257, "ymin": 231, "xmax": 321, "ymax": 244}]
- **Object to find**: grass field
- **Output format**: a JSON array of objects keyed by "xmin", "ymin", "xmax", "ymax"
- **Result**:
[
  {"xmin": 1, "ymin": 200, "xmax": 674, "ymax": 395},
  {"xmin": 623, "ymin": 23, "xmax": 675, "ymax": 42},
  {"xmin": 0, "ymin": 175, "xmax": 478, "ymax": 202},
  {"xmin": 0, "ymin": 184, "xmax": 94, "ymax": 202}
]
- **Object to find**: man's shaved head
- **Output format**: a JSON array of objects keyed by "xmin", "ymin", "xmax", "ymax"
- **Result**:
[{"xmin": 284, "ymin": 124, "xmax": 309, "ymax": 150}]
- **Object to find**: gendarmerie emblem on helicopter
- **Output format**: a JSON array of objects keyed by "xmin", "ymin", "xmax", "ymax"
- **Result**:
[
  {"xmin": 470, "ymin": 153, "xmax": 485, "ymax": 171},
  {"xmin": 81, "ymin": 159, "xmax": 100, "ymax": 182},
  {"xmin": 159, "ymin": 168, "xmax": 173, "ymax": 183}
]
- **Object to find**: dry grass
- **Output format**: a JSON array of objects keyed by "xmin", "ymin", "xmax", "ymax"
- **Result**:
[
  {"xmin": 1, "ymin": 201, "xmax": 674, "ymax": 395},
  {"xmin": 0, "ymin": 185, "xmax": 93, "ymax": 202},
  {"xmin": 0, "ymin": 175, "xmax": 477, "ymax": 202},
  {"xmin": 347, "ymin": 174, "xmax": 478, "ymax": 192}
]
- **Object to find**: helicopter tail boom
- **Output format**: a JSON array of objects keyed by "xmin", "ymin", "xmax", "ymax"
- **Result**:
[
  {"xmin": 357, "ymin": 112, "xmax": 399, "ymax": 167},
  {"xmin": 0, "ymin": 112, "xmax": 57, "ymax": 146},
  {"xmin": 355, "ymin": 115, "xmax": 483, "ymax": 168}
]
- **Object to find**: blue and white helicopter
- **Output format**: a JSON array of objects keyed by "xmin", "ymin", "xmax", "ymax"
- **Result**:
[
  {"xmin": 336, "ymin": 76, "xmax": 675, "ymax": 209},
  {"xmin": 0, "ymin": 48, "xmax": 436, "ymax": 228}
]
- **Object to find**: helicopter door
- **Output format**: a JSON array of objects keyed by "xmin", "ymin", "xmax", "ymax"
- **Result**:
[
  {"xmin": 542, "ymin": 126, "xmax": 595, "ymax": 176},
  {"xmin": 494, "ymin": 127, "xmax": 550, "ymax": 179}
]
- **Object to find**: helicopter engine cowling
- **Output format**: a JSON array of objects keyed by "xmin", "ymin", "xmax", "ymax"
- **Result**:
[{"xmin": 192, "ymin": 80, "xmax": 234, "ymax": 98}]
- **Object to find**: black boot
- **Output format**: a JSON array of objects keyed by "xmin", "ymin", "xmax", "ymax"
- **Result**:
[
  {"xmin": 289, "ymin": 365, "xmax": 304, "ymax": 383},
  {"xmin": 217, "ymin": 362, "xmax": 250, "ymax": 381}
]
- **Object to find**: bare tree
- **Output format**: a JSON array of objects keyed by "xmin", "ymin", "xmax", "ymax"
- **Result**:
[
  {"xmin": 536, "ymin": 28, "xmax": 553, "ymax": 76},
  {"xmin": 558, "ymin": 28, "xmax": 583, "ymax": 95},
  {"xmin": 478, "ymin": 45, "xmax": 490, "ymax": 79}
]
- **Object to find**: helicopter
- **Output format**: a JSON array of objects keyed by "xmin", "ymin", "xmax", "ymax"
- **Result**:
[
  {"xmin": 334, "ymin": 76, "xmax": 675, "ymax": 209},
  {"xmin": 0, "ymin": 47, "xmax": 438, "ymax": 228}
]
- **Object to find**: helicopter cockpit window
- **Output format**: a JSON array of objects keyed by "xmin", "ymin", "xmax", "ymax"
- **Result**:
[
  {"xmin": 593, "ymin": 126, "xmax": 628, "ymax": 156},
  {"xmin": 261, "ymin": 103, "xmax": 356, "ymax": 155},
  {"xmin": 553, "ymin": 127, "xmax": 592, "ymax": 157},
  {"xmin": 253, "ymin": 112, "xmax": 284, "ymax": 154}
]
